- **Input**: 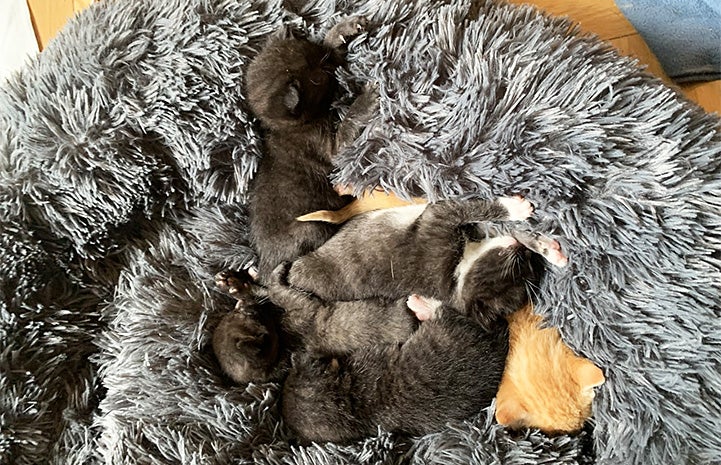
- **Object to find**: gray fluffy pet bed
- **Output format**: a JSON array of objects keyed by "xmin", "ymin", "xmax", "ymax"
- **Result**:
[{"xmin": 1, "ymin": 0, "xmax": 720, "ymax": 463}]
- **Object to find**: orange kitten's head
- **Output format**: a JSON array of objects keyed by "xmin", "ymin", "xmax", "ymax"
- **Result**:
[{"xmin": 495, "ymin": 306, "xmax": 605, "ymax": 435}]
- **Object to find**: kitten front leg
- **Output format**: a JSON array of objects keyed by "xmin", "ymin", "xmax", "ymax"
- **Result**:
[
  {"xmin": 512, "ymin": 231, "xmax": 569, "ymax": 267},
  {"xmin": 334, "ymin": 82, "xmax": 380, "ymax": 154},
  {"xmin": 323, "ymin": 15, "xmax": 368, "ymax": 50},
  {"xmin": 417, "ymin": 196, "xmax": 533, "ymax": 233},
  {"xmin": 412, "ymin": 196, "xmax": 533, "ymax": 296},
  {"xmin": 267, "ymin": 262, "xmax": 327, "ymax": 331}
]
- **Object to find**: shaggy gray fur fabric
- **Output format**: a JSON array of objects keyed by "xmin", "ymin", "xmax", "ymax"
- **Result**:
[{"xmin": 1, "ymin": 0, "xmax": 720, "ymax": 463}]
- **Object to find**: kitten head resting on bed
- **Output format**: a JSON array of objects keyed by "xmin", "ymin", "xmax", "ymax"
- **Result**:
[
  {"xmin": 494, "ymin": 303, "xmax": 605, "ymax": 434},
  {"xmin": 299, "ymin": 191, "xmax": 605, "ymax": 435}
]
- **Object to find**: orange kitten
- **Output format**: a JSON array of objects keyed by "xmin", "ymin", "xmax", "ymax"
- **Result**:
[
  {"xmin": 495, "ymin": 304, "xmax": 605, "ymax": 434},
  {"xmin": 298, "ymin": 191, "xmax": 605, "ymax": 434}
]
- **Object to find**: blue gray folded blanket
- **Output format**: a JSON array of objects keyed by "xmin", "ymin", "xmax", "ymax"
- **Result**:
[{"xmin": 616, "ymin": 0, "xmax": 721, "ymax": 82}]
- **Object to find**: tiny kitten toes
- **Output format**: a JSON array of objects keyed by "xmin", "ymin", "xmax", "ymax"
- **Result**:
[
  {"xmin": 324, "ymin": 16, "xmax": 369, "ymax": 48},
  {"xmin": 498, "ymin": 196, "xmax": 534, "ymax": 221},
  {"xmin": 215, "ymin": 270, "xmax": 254, "ymax": 297}
]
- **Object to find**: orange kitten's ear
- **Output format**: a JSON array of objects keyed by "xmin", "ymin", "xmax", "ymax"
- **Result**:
[
  {"xmin": 495, "ymin": 398, "xmax": 528, "ymax": 426},
  {"xmin": 574, "ymin": 359, "xmax": 605, "ymax": 391}
]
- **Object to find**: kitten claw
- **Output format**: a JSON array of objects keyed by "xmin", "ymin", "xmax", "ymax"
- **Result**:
[
  {"xmin": 215, "ymin": 270, "xmax": 254, "ymax": 297},
  {"xmin": 498, "ymin": 196, "xmax": 534, "ymax": 221},
  {"xmin": 324, "ymin": 16, "xmax": 368, "ymax": 49}
]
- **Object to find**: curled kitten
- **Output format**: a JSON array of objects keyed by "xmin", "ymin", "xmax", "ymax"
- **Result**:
[
  {"xmin": 281, "ymin": 303, "xmax": 508, "ymax": 444},
  {"xmin": 245, "ymin": 16, "xmax": 378, "ymax": 282},
  {"xmin": 287, "ymin": 196, "xmax": 561, "ymax": 328}
]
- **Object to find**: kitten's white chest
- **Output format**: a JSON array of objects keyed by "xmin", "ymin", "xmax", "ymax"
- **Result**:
[{"xmin": 454, "ymin": 236, "xmax": 517, "ymax": 295}]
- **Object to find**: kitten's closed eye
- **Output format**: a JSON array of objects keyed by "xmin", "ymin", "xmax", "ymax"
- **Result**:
[
  {"xmin": 283, "ymin": 80, "xmax": 301, "ymax": 116},
  {"xmin": 233, "ymin": 332, "xmax": 267, "ymax": 352}
]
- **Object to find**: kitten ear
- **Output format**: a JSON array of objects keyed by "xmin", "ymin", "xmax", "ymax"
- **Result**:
[
  {"xmin": 283, "ymin": 80, "xmax": 301, "ymax": 115},
  {"xmin": 574, "ymin": 359, "xmax": 605, "ymax": 391},
  {"xmin": 268, "ymin": 24, "xmax": 295, "ymax": 41},
  {"xmin": 495, "ymin": 398, "xmax": 528, "ymax": 426}
]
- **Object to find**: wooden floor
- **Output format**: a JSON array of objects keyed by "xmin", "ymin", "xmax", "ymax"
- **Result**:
[{"xmin": 26, "ymin": 0, "xmax": 721, "ymax": 114}]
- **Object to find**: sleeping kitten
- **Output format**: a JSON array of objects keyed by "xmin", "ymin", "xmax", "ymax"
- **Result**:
[
  {"xmin": 282, "ymin": 309, "xmax": 508, "ymax": 445},
  {"xmin": 274, "ymin": 232, "xmax": 548, "ymax": 444},
  {"xmin": 211, "ymin": 222, "xmax": 546, "ymax": 386},
  {"xmin": 246, "ymin": 17, "xmax": 378, "ymax": 282},
  {"xmin": 494, "ymin": 304, "xmax": 605, "ymax": 434},
  {"xmin": 286, "ymin": 195, "xmax": 566, "ymax": 328}
]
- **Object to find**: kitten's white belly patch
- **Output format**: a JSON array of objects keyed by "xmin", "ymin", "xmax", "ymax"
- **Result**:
[
  {"xmin": 454, "ymin": 236, "xmax": 517, "ymax": 295},
  {"xmin": 367, "ymin": 204, "xmax": 427, "ymax": 227}
]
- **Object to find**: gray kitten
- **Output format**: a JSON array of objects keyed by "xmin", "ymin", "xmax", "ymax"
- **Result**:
[
  {"xmin": 279, "ymin": 222, "xmax": 568, "ymax": 444},
  {"xmin": 286, "ymin": 196, "xmax": 567, "ymax": 328},
  {"xmin": 245, "ymin": 17, "xmax": 378, "ymax": 282},
  {"xmin": 212, "ymin": 197, "xmax": 566, "ymax": 384},
  {"xmin": 280, "ymin": 291, "xmax": 509, "ymax": 444}
]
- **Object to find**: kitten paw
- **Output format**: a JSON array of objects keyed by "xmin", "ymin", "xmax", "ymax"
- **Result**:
[
  {"xmin": 352, "ymin": 82, "xmax": 380, "ymax": 116},
  {"xmin": 498, "ymin": 196, "xmax": 534, "ymax": 221},
  {"xmin": 334, "ymin": 183, "xmax": 355, "ymax": 196},
  {"xmin": 406, "ymin": 294, "xmax": 442, "ymax": 321},
  {"xmin": 513, "ymin": 232, "xmax": 569, "ymax": 268},
  {"xmin": 215, "ymin": 270, "xmax": 254, "ymax": 298},
  {"xmin": 538, "ymin": 238, "xmax": 568, "ymax": 268},
  {"xmin": 325, "ymin": 16, "xmax": 368, "ymax": 48}
]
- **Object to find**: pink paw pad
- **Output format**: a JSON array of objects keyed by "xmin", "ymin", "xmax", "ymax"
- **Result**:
[
  {"xmin": 540, "ymin": 238, "xmax": 568, "ymax": 268},
  {"xmin": 406, "ymin": 294, "xmax": 441, "ymax": 321},
  {"xmin": 498, "ymin": 196, "xmax": 534, "ymax": 221}
]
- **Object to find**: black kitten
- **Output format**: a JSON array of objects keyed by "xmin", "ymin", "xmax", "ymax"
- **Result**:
[
  {"xmin": 281, "ymin": 305, "xmax": 509, "ymax": 444},
  {"xmin": 286, "ymin": 196, "xmax": 567, "ymax": 328},
  {"xmin": 246, "ymin": 17, "xmax": 378, "ymax": 282},
  {"xmin": 212, "ymin": 280, "xmax": 288, "ymax": 384}
]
